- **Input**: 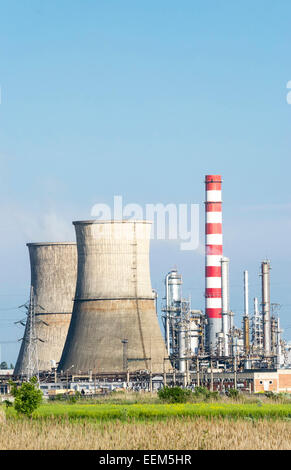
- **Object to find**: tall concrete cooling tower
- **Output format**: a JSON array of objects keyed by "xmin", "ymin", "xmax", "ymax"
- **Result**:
[
  {"xmin": 14, "ymin": 242, "xmax": 77, "ymax": 375},
  {"xmin": 58, "ymin": 220, "xmax": 169, "ymax": 374}
]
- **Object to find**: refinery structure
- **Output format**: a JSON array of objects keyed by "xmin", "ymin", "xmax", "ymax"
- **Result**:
[{"xmin": 3, "ymin": 174, "xmax": 291, "ymax": 395}]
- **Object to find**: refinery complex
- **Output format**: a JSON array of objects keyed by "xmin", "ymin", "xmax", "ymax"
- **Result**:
[{"xmin": 2, "ymin": 174, "xmax": 291, "ymax": 396}]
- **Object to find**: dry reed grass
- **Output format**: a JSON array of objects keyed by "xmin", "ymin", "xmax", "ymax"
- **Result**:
[
  {"xmin": 1, "ymin": 416, "xmax": 291, "ymax": 450},
  {"xmin": 0, "ymin": 408, "xmax": 5, "ymax": 425}
]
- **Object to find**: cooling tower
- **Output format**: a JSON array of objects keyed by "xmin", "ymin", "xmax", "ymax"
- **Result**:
[
  {"xmin": 58, "ymin": 220, "xmax": 170, "ymax": 374},
  {"xmin": 14, "ymin": 242, "xmax": 77, "ymax": 376}
]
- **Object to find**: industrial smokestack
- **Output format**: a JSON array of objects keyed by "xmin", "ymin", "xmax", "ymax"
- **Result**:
[
  {"xmin": 244, "ymin": 271, "xmax": 249, "ymax": 317},
  {"xmin": 205, "ymin": 175, "xmax": 223, "ymax": 354},
  {"xmin": 221, "ymin": 257, "xmax": 230, "ymax": 356},
  {"xmin": 58, "ymin": 220, "xmax": 169, "ymax": 374},
  {"xmin": 261, "ymin": 260, "xmax": 271, "ymax": 356},
  {"xmin": 14, "ymin": 242, "xmax": 77, "ymax": 376}
]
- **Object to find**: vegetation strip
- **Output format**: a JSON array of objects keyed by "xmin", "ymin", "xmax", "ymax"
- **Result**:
[{"xmin": 4, "ymin": 402, "xmax": 291, "ymax": 421}]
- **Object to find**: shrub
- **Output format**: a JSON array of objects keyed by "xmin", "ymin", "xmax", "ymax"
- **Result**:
[
  {"xmin": 68, "ymin": 395, "xmax": 78, "ymax": 404},
  {"xmin": 193, "ymin": 386, "xmax": 209, "ymax": 396},
  {"xmin": 265, "ymin": 391, "xmax": 280, "ymax": 401},
  {"xmin": 10, "ymin": 376, "xmax": 43, "ymax": 417},
  {"xmin": 192, "ymin": 387, "xmax": 219, "ymax": 401},
  {"xmin": 158, "ymin": 386, "xmax": 191, "ymax": 403},
  {"xmin": 3, "ymin": 400, "xmax": 13, "ymax": 408},
  {"xmin": 226, "ymin": 388, "xmax": 239, "ymax": 399},
  {"xmin": 68, "ymin": 392, "xmax": 81, "ymax": 404},
  {"xmin": 208, "ymin": 391, "xmax": 220, "ymax": 400}
]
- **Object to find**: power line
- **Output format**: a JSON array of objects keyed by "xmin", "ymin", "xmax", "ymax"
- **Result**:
[{"xmin": 0, "ymin": 340, "xmax": 18, "ymax": 344}]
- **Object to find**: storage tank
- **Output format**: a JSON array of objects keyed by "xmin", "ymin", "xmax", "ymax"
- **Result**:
[
  {"xmin": 58, "ymin": 220, "xmax": 170, "ymax": 373},
  {"xmin": 14, "ymin": 242, "xmax": 77, "ymax": 376}
]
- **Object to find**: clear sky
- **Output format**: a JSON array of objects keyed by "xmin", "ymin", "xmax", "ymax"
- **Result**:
[{"xmin": 0, "ymin": 0, "xmax": 291, "ymax": 364}]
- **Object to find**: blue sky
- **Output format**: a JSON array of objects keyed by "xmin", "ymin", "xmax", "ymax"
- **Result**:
[{"xmin": 0, "ymin": 0, "xmax": 291, "ymax": 363}]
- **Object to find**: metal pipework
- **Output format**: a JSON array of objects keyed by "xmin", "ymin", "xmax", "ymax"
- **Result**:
[
  {"xmin": 165, "ymin": 273, "xmax": 171, "ymax": 354},
  {"xmin": 178, "ymin": 321, "xmax": 187, "ymax": 373},
  {"xmin": 277, "ymin": 318, "xmax": 282, "ymax": 368},
  {"xmin": 252, "ymin": 297, "xmax": 263, "ymax": 352},
  {"xmin": 221, "ymin": 257, "xmax": 230, "ymax": 356},
  {"xmin": 243, "ymin": 270, "xmax": 250, "ymax": 355},
  {"xmin": 261, "ymin": 260, "xmax": 271, "ymax": 356},
  {"xmin": 243, "ymin": 316, "xmax": 250, "ymax": 355},
  {"xmin": 152, "ymin": 289, "xmax": 158, "ymax": 317}
]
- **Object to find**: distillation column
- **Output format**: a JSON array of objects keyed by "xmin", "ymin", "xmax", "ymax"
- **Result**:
[
  {"xmin": 221, "ymin": 257, "xmax": 230, "ymax": 356},
  {"xmin": 261, "ymin": 260, "xmax": 271, "ymax": 356},
  {"xmin": 165, "ymin": 269, "xmax": 182, "ymax": 356}
]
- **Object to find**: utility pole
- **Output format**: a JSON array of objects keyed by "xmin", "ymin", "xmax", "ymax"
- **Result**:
[
  {"xmin": 121, "ymin": 339, "xmax": 128, "ymax": 372},
  {"xmin": 26, "ymin": 286, "xmax": 39, "ymax": 382},
  {"xmin": 196, "ymin": 357, "xmax": 200, "ymax": 387},
  {"xmin": 163, "ymin": 359, "xmax": 167, "ymax": 388},
  {"xmin": 234, "ymin": 355, "xmax": 237, "ymax": 390},
  {"xmin": 149, "ymin": 358, "xmax": 153, "ymax": 394},
  {"xmin": 210, "ymin": 358, "xmax": 214, "ymax": 392},
  {"xmin": 17, "ymin": 286, "xmax": 48, "ymax": 383},
  {"xmin": 183, "ymin": 371, "xmax": 187, "ymax": 388},
  {"xmin": 66, "ymin": 364, "xmax": 74, "ymax": 395}
]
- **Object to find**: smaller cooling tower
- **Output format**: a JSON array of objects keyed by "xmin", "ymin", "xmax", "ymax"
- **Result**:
[
  {"xmin": 14, "ymin": 242, "xmax": 77, "ymax": 375},
  {"xmin": 58, "ymin": 220, "xmax": 170, "ymax": 374}
]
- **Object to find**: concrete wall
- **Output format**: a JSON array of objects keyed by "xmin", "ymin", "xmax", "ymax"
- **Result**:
[
  {"xmin": 253, "ymin": 370, "xmax": 291, "ymax": 393},
  {"xmin": 58, "ymin": 221, "xmax": 170, "ymax": 374},
  {"xmin": 74, "ymin": 221, "xmax": 153, "ymax": 300},
  {"xmin": 278, "ymin": 370, "xmax": 291, "ymax": 392},
  {"xmin": 14, "ymin": 243, "xmax": 77, "ymax": 375}
]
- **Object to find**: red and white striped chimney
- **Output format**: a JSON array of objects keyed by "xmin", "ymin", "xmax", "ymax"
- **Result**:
[{"xmin": 205, "ymin": 175, "xmax": 223, "ymax": 354}]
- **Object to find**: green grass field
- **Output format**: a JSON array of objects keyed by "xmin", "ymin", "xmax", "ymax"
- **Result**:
[{"xmin": 5, "ymin": 401, "xmax": 291, "ymax": 421}]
